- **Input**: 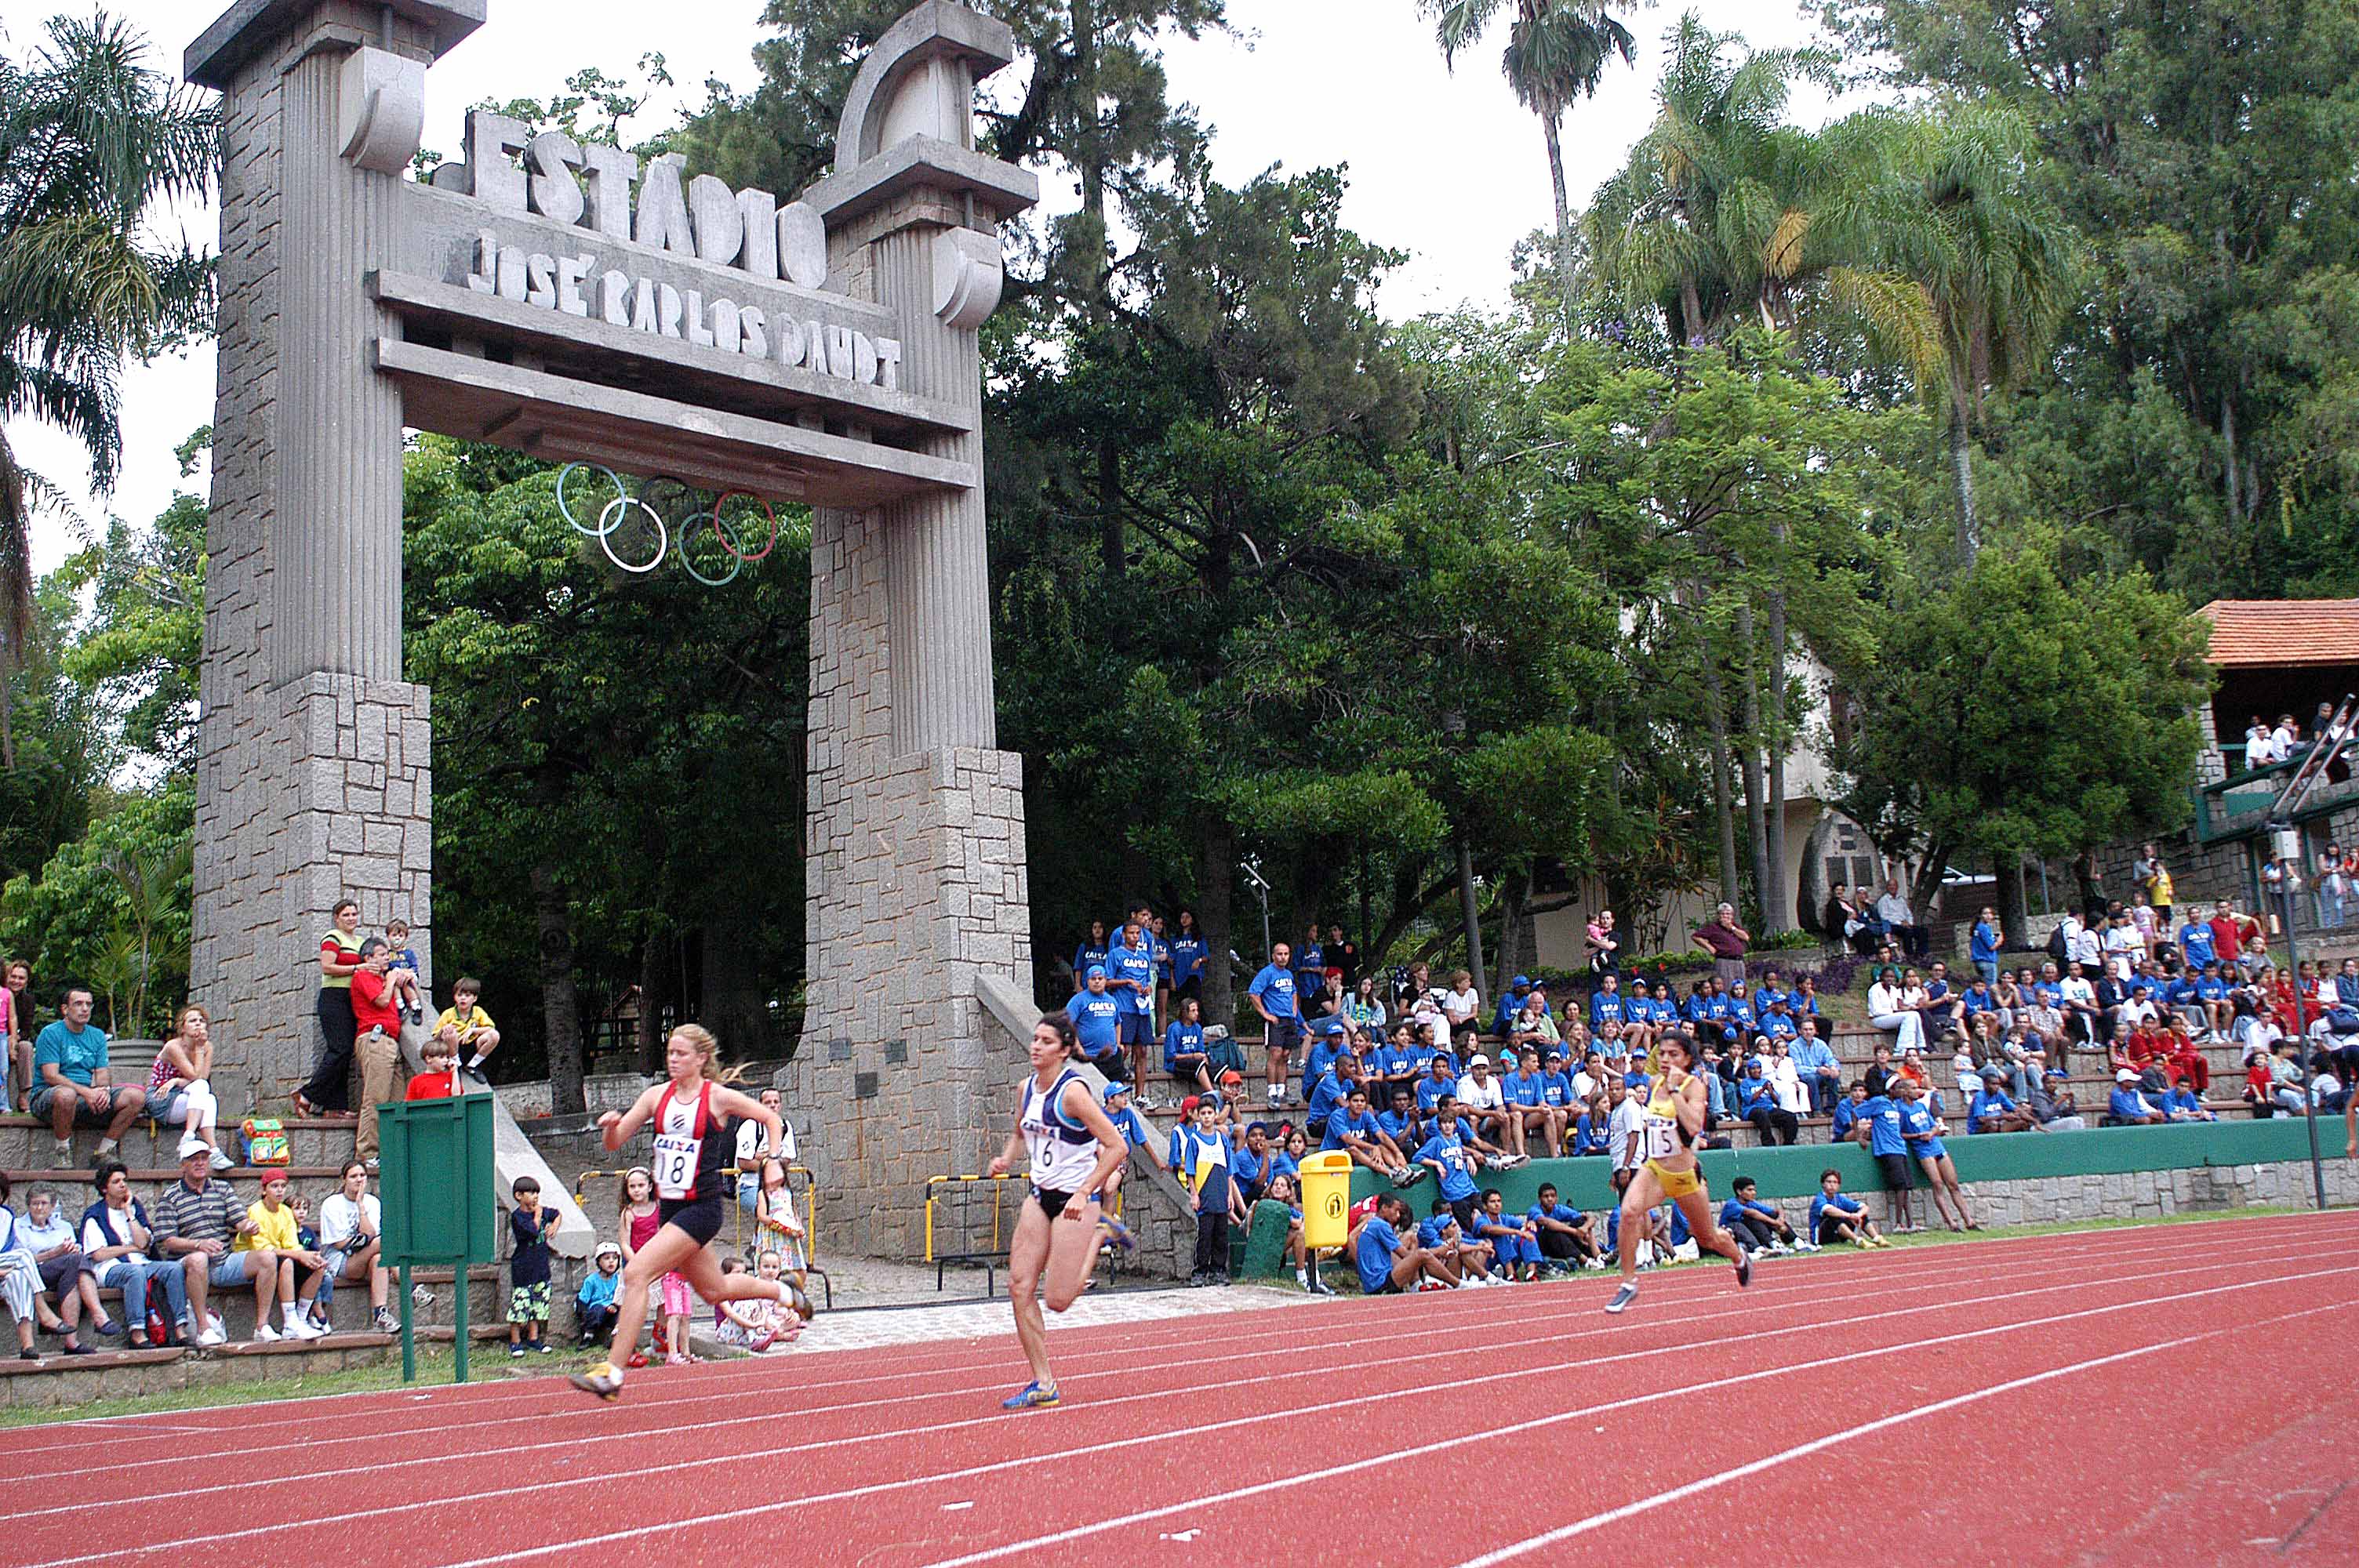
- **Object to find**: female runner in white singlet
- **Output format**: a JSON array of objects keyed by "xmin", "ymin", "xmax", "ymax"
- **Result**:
[
  {"xmin": 570, "ymin": 1026, "xmax": 809, "ymax": 1400},
  {"xmin": 985, "ymin": 1012, "xmax": 1129, "ymax": 1410},
  {"xmin": 1604, "ymin": 1030, "xmax": 1752, "ymax": 1315}
]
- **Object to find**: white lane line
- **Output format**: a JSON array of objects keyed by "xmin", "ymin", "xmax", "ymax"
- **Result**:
[
  {"xmin": 12, "ymin": 1221, "xmax": 2310, "ymax": 1539},
  {"xmin": 1449, "ymin": 1298, "xmax": 2359, "ymax": 1567},
  {"xmin": 13, "ymin": 1214, "xmax": 2270, "ymax": 1494},
  {"xmin": 24, "ymin": 1240, "xmax": 2312, "ymax": 1567},
  {"xmin": 14, "ymin": 1207, "xmax": 2341, "ymax": 1465},
  {"xmin": 897, "ymin": 1265, "xmax": 2359, "ymax": 1568}
]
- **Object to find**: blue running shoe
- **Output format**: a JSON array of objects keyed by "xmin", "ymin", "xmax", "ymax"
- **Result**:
[
  {"xmin": 1101, "ymin": 1218, "xmax": 1138, "ymax": 1253},
  {"xmin": 1001, "ymin": 1381, "xmax": 1060, "ymax": 1411}
]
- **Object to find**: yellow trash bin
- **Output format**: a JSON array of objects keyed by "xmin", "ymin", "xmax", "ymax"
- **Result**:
[{"xmin": 1299, "ymin": 1150, "xmax": 1354, "ymax": 1250}]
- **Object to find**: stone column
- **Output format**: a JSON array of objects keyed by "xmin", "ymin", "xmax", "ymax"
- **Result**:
[
  {"xmin": 782, "ymin": 196, "xmax": 1031, "ymax": 1256},
  {"xmin": 187, "ymin": 2, "xmax": 449, "ymax": 1109}
]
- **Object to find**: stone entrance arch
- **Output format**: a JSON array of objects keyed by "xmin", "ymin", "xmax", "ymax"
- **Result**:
[{"xmin": 186, "ymin": 0, "xmax": 1034, "ymax": 1253}]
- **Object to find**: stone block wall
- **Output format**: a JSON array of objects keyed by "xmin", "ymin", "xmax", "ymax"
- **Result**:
[
  {"xmin": 783, "ymin": 503, "xmax": 1034, "ymax": 1258},
  {"xmin": 191, "ymin": 11, "xmax": 436, "ymax": 1115},
  {"xmin": 1956, "ymin": 1153, "xmax": 2354, "ymax": 1228}
]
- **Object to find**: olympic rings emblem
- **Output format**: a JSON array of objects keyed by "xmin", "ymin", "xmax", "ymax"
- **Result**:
[{"xmin": 555, "ymin": 463, "xmax": 784, "ymax": 585}]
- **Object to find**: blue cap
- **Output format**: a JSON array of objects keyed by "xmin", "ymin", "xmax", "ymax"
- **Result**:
[
  {"xmin": 1100, "ymin": 1080, "xmax": 1129, "ymax": 1102},
  {"xmin": 1086, "ymin": 964, "xmax": 1106, "ymax": 979},
  {"xmin": 1511, "ymin": 975, "xmax": 1532, "ymax": 988}
]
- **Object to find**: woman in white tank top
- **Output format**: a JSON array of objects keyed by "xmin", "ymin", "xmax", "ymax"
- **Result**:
[{"xmin": 985, "ymin": 1011, "xmax": 1127, "ymax": 1411}]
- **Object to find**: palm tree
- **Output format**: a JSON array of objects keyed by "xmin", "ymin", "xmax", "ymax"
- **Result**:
[
  {"xmin": 1868, "ymin": 104, "xmax": 2077, "ymax": 564},
  {"xmin": 0, "ymin": 14, "xmax": 215, "ymax": 764},
  {"xmin": 1420, "ymin": 1, "xmax": 1638, "ymax": 329}
]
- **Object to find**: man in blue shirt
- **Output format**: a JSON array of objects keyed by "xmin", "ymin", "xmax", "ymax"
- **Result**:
[
  {"xmin": 1808, "ymin": 1169, "xmax": 1888, "ymax": 1247},
  {"xmin": 1492, "ymin": 975, "xmax": 1536, "ymax": 1038},
  {"xmin": 1414, "ymin": 1202, "xmax": 1494, "ymax": 1283},
  {"xmin": 1856, "ymin": 1085, "xmax": 1918, "ymax": 1232},
  {"xmin": 1414, "ymin": 1054, "xmax": 1459, "ymax": 1118},
  {"xmin": 2165, "ymin": 1076, "xmax": 2216, "ymax": 1122},
  {"xmin": 1071, "ymin": 920, "xmax": 1110, "ymax": 985},
  {"xmin": 1292, "ymin": 925, "xmax": 1326, "ymax": 1014},
  {"xmin": 1970, "ymin": 906, "xmax": 2001, "ymax": 982},
  {"xmin": 1967, "ymin": 1068, "xmax": 2034, "ymax": 1133},
  {"xmin": 1354, "ymin": 1193, "xmax": 1451, "ymax": 1294},
  {"xmin": 1588, "ymin": 973, "xmax": 1625, "ymax": 1032},
  {"xmin": 1298, "ymin": 1027, "xmax": 1347, "ymax": 1107},
  {"xmin": 1830, "ymin": 1079, "xmax": 1868, "ymax": 1142},
  {"xmin": 1527, "ymin": 1181, "xmax": 1601, "ymax": 1272},
  {"xmin": 1249, "ymin": 942, "xmax": 1302, "ymax": 1109},
  {"xmin": 1790, "ymin": 1019, "xmax": 1842, "ymax": 1113},
  {"xmin": 1104, "ymin": 918, "xmax": 1161, "ymax": 1091},
  {"xmin": 1411, "ymin": 1099, "xmax": 1488, "ymax": 1232},
  {"xmin": 1473, "ymin": 1189, "xmax": 1543, "ymax": 1282},
  {"xmin": 1504, "ymin": 1047, "xmax": 1563, "ymax": 1157},
  {"xmin": 1376, "ymin": 1087, "xmax": 1423, "ymax": 1156},
  {"xmin": 1229, "ymin": 1121, "xmax": 1274, "ymax": 1205},
  {"xmin": 1717, "ymin": 1176, "xmax": 1806, "ymax": 1254},
  {"xmin": 1303, "ymin": 1051, "xmax": 1365, "ymax": 1139},
  {"xmin": 1066, "ymin": 967, "xmax": 1124, "ymax": 1075},
  {"xmin": 1322, "ymin": 1086, "xmax": 1411, "ymax": 1182},
  {"xmin": 31, "ymin": 985, "xmax": 142, "ymax": 1164},
  {"xmin": 2107, "ymin": 1069, "xmax": 2167, "ymax": 1125}
]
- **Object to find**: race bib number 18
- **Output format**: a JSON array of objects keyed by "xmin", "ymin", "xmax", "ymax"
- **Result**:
[{"xmin": 652, "ymin": 1134, "xmax": 700, "ymax": 1200}]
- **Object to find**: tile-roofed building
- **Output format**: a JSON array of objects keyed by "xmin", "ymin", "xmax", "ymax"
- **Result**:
[{"xmin": 2200, "ymin": 599, "xmax": 2359, "ymax": 669}]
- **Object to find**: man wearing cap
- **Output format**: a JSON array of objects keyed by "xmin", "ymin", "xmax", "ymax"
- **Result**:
[
  {"xmin": 1492, "ymin": 975, "xmax": 1535, "ymax": 1039},
  {"xmin": 152, "ymin": 1138, "xmax": 277, "ymax": 1346},
  {"xmin": 2106, "ymin": 1069, "xmax": 2168, "ymax": 1125},
  {"xmin": 1455, "ymin": 1054, "xmax": 1525, "ymax": 1165},
  {"xmin": 1968, "ymin": 1068, "xmax": 2035, "ymax": 1134},
  {"xmin": 1066, "ymin": 966, "xmax": 1124, "ymax": 1078},
  {"xmin": 1248, "ymin": 942, "xmax": 1303, "ymax": 1109}
]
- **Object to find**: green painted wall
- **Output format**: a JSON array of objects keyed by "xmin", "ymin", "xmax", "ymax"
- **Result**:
[{"xmin": 1347, "ymin": 1117, "xmax": 2342, "ymax": 1213}]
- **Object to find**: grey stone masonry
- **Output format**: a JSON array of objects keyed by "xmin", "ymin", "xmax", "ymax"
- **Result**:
[
  {"xmin": 783, "ymin": 497, "xmax": 1030, "ymax": 1255},
  {"xmin": 191, "ymin": 4, "xmax": 441, "ymax": 1112}
]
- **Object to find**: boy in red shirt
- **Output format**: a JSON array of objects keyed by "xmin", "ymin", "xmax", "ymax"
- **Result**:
[
  {"xmin": 2163, "ymin": 1020, "xmax": 2209, "ymax": 1092},
  {"xmin": 405, "ymin": 1036, "xmax": 462, "ymax": 1101}
]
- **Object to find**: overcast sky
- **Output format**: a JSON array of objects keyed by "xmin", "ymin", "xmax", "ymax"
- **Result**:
[{"xmin": 13, "ymin": 0, "xmax": 1843, "ymax": 572}]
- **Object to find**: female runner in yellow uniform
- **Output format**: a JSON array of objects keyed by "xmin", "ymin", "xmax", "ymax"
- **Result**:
[{"xmin": 1605, "ymin": 1031, "xmax": 1753, "ymax": 1313}]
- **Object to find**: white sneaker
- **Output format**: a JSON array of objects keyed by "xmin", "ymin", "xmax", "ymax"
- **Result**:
[
  {"xmin": 1583, "ymin": 1257, "xmax": 1608, "ymax": 1271},
  {"xmin": 194, "ymin": 1322, "xmax": 227, "ymax": 1348},
  {"xmin": 205, "ymin": 1312, "xmax": 224, "ymax": 1339},
  {"xmin": 283, "ymin": 1314, "xmax": 322, "ymax": 1340},
  {"xmin": 209, "ymin": 1149, "xmax": 234, "ymax": 1172},
  {"xmin": 253, "ymin": 1323, "xmax": 283, "ymax": 1342}
]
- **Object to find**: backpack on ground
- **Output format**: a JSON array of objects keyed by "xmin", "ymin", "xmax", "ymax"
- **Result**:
[{"xmin": 241, "ymin": 1116, "xmax": 290, "ymax": 1166}]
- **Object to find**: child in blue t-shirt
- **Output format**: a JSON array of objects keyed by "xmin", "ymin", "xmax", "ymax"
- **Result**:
[{"xmin": 383, "ymin": 919, "xmax": 426, "ymax": 1023}]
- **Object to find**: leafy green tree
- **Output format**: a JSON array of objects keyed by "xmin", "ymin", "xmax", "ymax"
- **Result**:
[
  {"xmin": 0, "ymin": 15, "xmax": 214, "ymax": 758},
  {"xmin": 53, "ymin": 448, "xmax": 205, "ymax": 776},
  {"xmin": 1837, "ymin": 541, "xmax": 2212, "ymax": 936},
  {"xmin": 1826, "ymin": 0, "xmax": 2359, "ymax": 594},
  {"xmin": 1, "ymin": 777, "xmax": 192, "ymax": 1036}
]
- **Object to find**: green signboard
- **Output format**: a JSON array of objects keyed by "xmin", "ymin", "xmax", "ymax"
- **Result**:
[{"xmin": 377, "ymin": 1091, "xmax": 497, "ymax": 1383}]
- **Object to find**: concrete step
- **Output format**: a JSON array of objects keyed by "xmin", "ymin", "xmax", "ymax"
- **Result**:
[
  {"xmin": 0, "ymin": 1327, "xmax": 520, "ymax": 1411},
  {"xmin": 0, "ymin": 1114, "xmax": 358, "ymax": 1171}
]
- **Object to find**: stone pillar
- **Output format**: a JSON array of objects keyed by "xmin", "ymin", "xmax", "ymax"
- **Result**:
[
  {"xmin": 187, "ymin": 2, "xmax": 451, "ymax": 1108},
  {"xmin": 783, "ymin": 202, "xmax": 1030, "ymax": 1255}
]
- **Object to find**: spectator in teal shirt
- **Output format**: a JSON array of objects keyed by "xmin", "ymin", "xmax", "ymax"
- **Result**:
[{"xmin": 30, "ymin": 986, "xmax": 141, "ymax": 1167}]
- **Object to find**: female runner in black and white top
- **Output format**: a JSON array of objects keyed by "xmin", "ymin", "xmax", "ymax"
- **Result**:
[
  {"xmin": 985, "ymin": 1012, "xmax": 1129, "ymax": 1410},
  {"xmin": 570, "ymin": 1025, "xmax": 809, "ymax": 1400}
]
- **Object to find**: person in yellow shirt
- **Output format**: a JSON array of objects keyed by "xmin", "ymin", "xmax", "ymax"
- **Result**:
[
  {"xmin": 240, "ymin": 1170, "xmax": 329, "ymax": 1341},
  {"xmin": 434, "ymin": 977, "xmax": 503, "ymax": 1082}
]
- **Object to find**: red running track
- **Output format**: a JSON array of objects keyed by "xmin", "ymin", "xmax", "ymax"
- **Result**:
[{"xmin": 5, "ymin": 1209, "xmax": 2354, "ymax": 1568}]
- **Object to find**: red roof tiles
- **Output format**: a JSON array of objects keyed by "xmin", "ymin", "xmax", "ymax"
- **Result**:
[{"xmin": 2199, "ymin": 600, "xmax": 2359, "ymax": 669}]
